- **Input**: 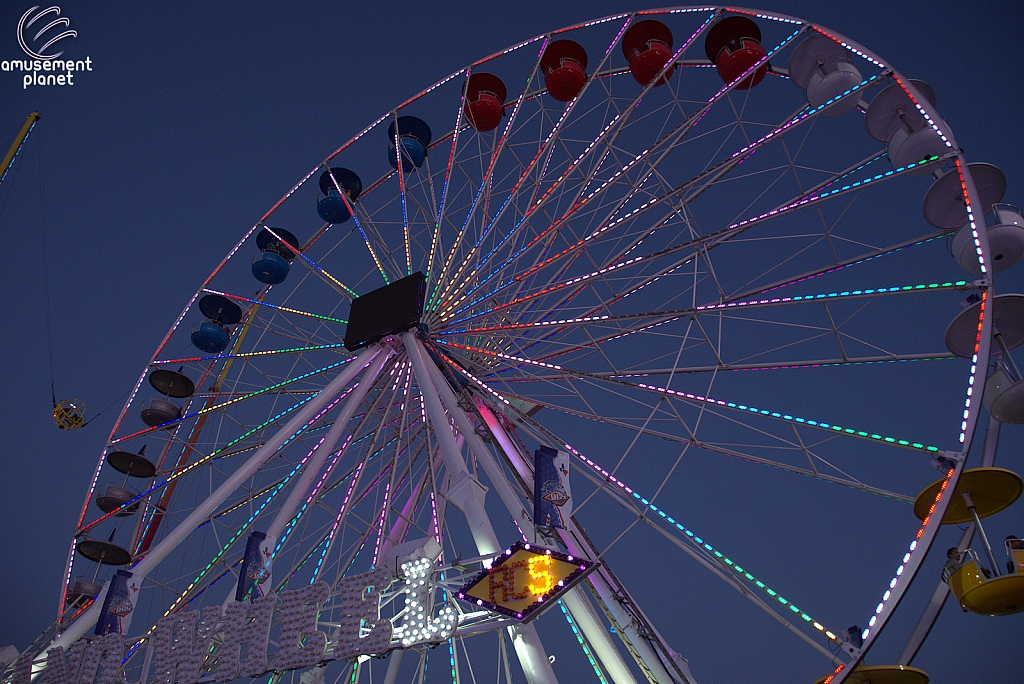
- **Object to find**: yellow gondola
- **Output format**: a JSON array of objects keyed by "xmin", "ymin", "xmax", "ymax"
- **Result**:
[
  {"xmin": 946, "ymin": 549, "xmax": 1024, "ymax": 615},
  {"xmin": 914, "ymin": 467, "xmax": 1024, "ymax": 615}
]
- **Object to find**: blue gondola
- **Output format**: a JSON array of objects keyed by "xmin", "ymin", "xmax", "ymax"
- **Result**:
[
  {"xmin": 317, "ymin": 167, "xmax": 363, "ymax": 224},
  {"xmin": 387, "ymin": 116, "xmax": 432, "ymax": 172},
  {"xmin": 252, "ymin": 227, "xmax": 301, "ymax": 284},
  {"xmin": 190, "ymin": 294, "xmax": 242, "ymax": 353}
]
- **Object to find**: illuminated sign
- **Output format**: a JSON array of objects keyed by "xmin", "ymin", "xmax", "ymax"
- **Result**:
[
  {"xmin": 13, "ymin": 556, "xmax": 459, "ymax": 684},
  {"xmin": 455, "ymin": 542, "xmax": 597, "ymax": 621}
]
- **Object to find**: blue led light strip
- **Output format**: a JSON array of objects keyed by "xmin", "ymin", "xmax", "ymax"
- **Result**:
[
  {"xmin": 459, "ymin": 366, "xmax": 842, "ymax": 642},
  {"xmin": 441, "ymin": 280, "xmax": 968, "ymax": 335},
  {"xmin": 558, "ymin": 599, "xmax": 608, "ymax": 683}
]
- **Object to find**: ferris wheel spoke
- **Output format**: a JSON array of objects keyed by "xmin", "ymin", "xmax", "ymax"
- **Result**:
[
  {"xmin": 504, "ymin": 408, "xmax": 847, "ymax": 659},
  {"xmin": 446, "ymin": 23, "xmax": 820, "ymax": 316},
  {"xmin": 459, "ymin": 352, "xmax": 948, "ymax": 464},
  {"xmin": 431, "ymin": 39, "xmax": 552, "ymax": 305},
  {"xmin": 443, "ymin": 135, "xmax": 886, "ymax": 327},
  {"xmin": 436, "ymin": 19, "xmax": 633, "ymax": 309},
  {"xmin": 441, "ymin": 277, "xmax": 969, "ymax": 345},
  {"xmin": 199, "ymin": 290, "xmax": 349, "ymax": 326},
  {"xmin": 440, "ymin": 340, "xmax": 956, "ymax": 381},
  {"xmin": 323, "ymin": 169, "xmax": 397, "ymax": 287},
  {"xmin": 424, "ymin": 69, "xmax": 472, "ymax": 302},
  {"xmin": 259, "ymin": 228, "xmax": 361, "ymax": 301},
  {"xmin": 388, "ymin": 111, "xmax": 414, "ymax": 277},
  {"xmin": 438, "ymin": 16, "xmax": 717, "ymax": 312}
]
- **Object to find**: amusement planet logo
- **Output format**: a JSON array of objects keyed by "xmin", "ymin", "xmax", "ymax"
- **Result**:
[{"xmin": 2, "ymin": 5, "xmax": 92, "ymax": 89}]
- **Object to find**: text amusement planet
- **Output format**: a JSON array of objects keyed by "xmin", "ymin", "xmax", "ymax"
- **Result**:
[{"xmin": 3, "ymin": 6, "xmax": 93, "ymax": 89}]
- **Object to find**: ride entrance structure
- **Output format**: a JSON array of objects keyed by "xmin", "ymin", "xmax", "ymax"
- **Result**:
[{"xmin": 4, "ymin": 7, "xmax": 1021, "ymax": 684}]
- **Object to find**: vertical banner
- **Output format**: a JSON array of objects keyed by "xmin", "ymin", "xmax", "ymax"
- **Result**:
[
  {"xmin": 94, "ymin": 569, "xmax": 139, "ymax": 635},
  {"xmin": 236, "ymin": 530, "xmax": 272, "ymax": 601},
  {"xmin": 533, "ymin": 446, "xmax": 572, "ymax": 529}
]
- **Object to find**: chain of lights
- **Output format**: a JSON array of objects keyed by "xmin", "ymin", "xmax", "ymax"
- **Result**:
[
  {"xmin": 557, "ymin": 598, "xmax": 608, "ymax": 683},
  {"xmin": 434, "ymin": 11, "xmax": 717, "ymax": 312},
  {"xmin": 202, "ymin": 289, "xmax": 350, "ymax": 324},
  {"xmin": 154, "ymin": 342, "xmax": 349, "ymax": 365},
  {"xmin": 446, "ymin": 148, "xmax": 938, "ymax": 328},
  {"xmin": 111, "ymin": 358, "xmax": 355, "ymax": 444},
  {"xmin": 454, "ymin": 365, "xmax": 841, "ymax": 643},
  {"xmin": 442, "ymin": 279, "xmax": 968, "ymax": 335}
]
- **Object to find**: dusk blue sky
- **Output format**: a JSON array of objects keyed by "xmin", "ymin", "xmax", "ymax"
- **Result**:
[{"xmin": 1, "ymin": 2, "xmax": 1021, "ymax": 683}]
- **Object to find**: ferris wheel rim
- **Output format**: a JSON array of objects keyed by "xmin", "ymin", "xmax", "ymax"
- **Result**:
[{"xmin": 50, "ymin": 7, "xmax": 999, "ymax": 684}]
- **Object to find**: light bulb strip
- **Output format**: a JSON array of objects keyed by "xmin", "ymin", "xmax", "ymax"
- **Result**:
[
  {"xmin": 557, "ymin": 599, "xmax": 609, "ymax": 683},
  {"xmin": 109, "ymin": 357, "xmax": 355, "ymax": 445},
  {"xmin": 441, "ymin": 279, "xmax": 967, "ymax": 335},
  {"xmin": 706, "ymin": 28, "xmax": 801, "ymax": 104},
  {"xmin": 201, "ymin": 289, "xmax": 349, "ymax": 324},
  {"xmin": 325, "ymin": 170, "xmax": 391, "ymax": 288},
  {"xmin": 425, "ymin": 68, "xmax": 469, "ymax": 308},
  {"xmin": 559, "ymin": 445, "xmax": 839, "ymax": 642},
  {"xmin": 630, "ymin": 378, "xmax": 940, "ymax": 453},
  {"xmin": 392, "ymin": 123, "xmax": 413, "ymax": 277},
  {"xmin": 850, "ymin": 172, "xmax": 990, "ymax": 671},
  {"xmin": 153, "ymin": 342, "xmax": 349, "ymax": 365},
  {"xmin": 311, "ymin": 461, "xmax": 365, "ymax": 582},
  {"xmin": 809, "ymin": 26, "xmax": 886, "ymax": 69},
  {"xmin": 457, "ymin": 365, "xmax": 840, "ymax": 641}
]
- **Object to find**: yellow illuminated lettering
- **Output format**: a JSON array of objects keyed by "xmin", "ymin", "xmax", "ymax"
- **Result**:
[{"xmin": 525, "ymin": 556, "xmax": 554, "ymax": 596}]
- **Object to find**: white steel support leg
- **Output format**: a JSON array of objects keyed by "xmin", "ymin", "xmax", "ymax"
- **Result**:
[
  {"xmin": 474, "ymin": 398, "xmax": 688, "ymax": 684},
  {"xmin": 46, "ymin": 345, "xmax": 384, "ymax": 650},
  {"xmin": 469, "ymin": 401, "xmax": 639, "ymax": 684},
  {"xmin": 402, "ymin": 332, "xmax": 558, "ymax": 684},
  {"xmin": 379, "ymin": 450, "xmax": 444, "ymax": 563},
  {"xmin": 260, "ymin": 349, "xmax": 393, "ymax": 573},
  {"xmin": 382, "ymin": 649, "xmax": 403, "ymax": 684},
  {"xmin": 419, "ymin": 344, "xmax": 649, "ymax": 684}
]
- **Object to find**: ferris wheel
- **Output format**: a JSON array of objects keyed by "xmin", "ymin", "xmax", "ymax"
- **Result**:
[{"xmin": 18, "ymin": 6, "xmax": 1024, "ymax": 684}]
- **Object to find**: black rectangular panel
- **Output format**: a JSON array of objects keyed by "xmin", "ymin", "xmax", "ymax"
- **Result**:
[{"xmin": 344, "ymin": 272, "xmax": 426, "ymax": 350}]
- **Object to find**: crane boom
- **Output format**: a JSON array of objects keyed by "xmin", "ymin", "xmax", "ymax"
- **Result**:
[{"xmin": 0, "ymin": 111, "xmax": 40, "ymax": 186}]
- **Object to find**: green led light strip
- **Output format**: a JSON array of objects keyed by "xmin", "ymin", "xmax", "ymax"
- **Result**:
[
  {"xmin": 558, "ymin": 599, "xmax": 608, "ymax": 683},
  {"xmin": 204, "ymin": 288, "xmax": 349, "ymax": 324},
  {"xmin": 460, "ymin": 365, "xmax": 841, "ymax": 643}
]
